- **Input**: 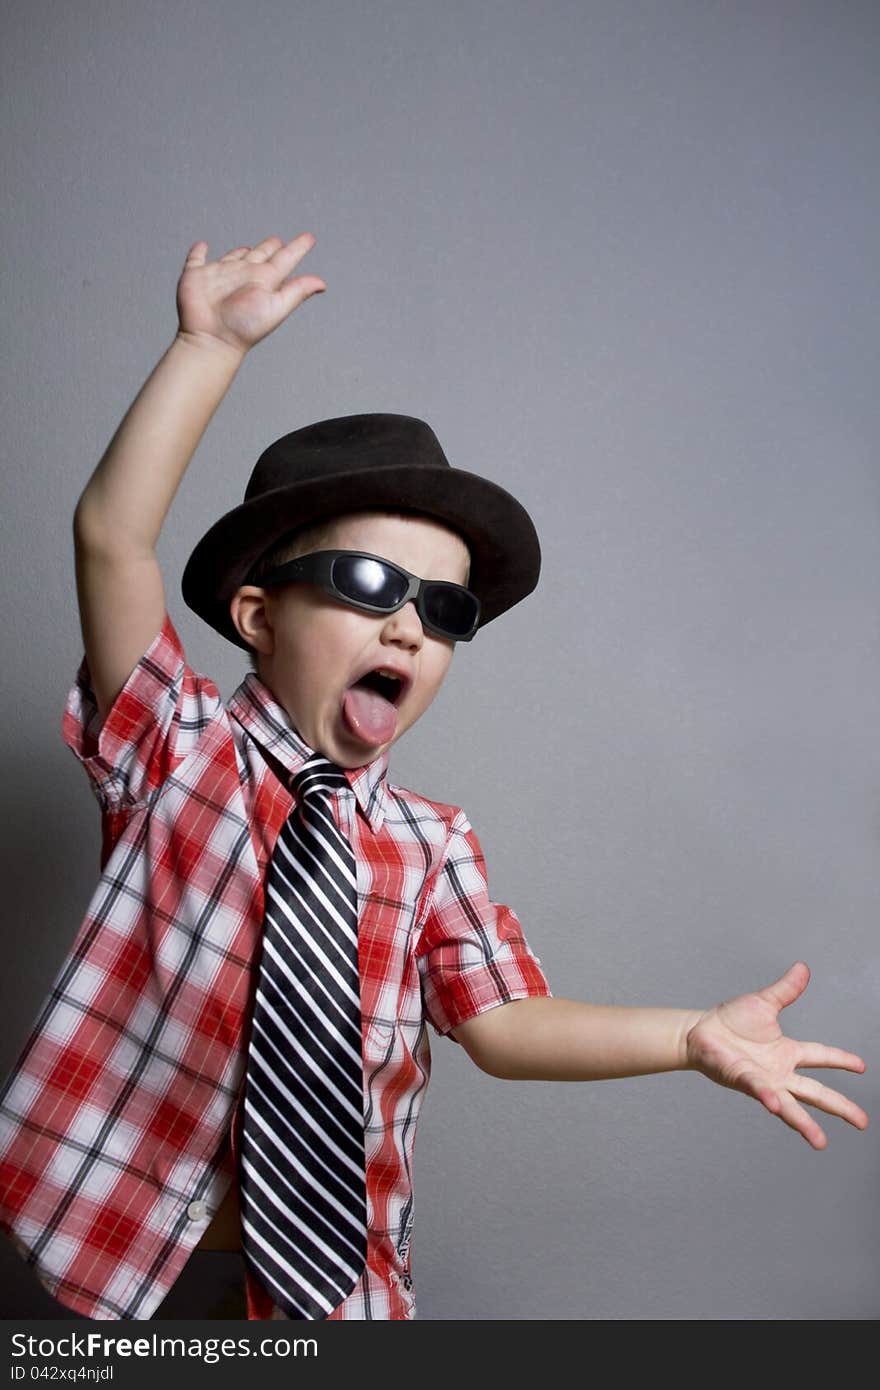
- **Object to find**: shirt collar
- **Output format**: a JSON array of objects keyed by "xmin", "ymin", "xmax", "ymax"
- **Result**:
[{"xmin": 226, "ymin": 671, "xmax": 389, "ymax": 833}]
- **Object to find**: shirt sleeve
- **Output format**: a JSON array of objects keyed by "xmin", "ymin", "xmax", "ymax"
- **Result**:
[
  {"xmin": 416, "ymin": 808, "xmax": 553, "ymax": 1044},
  {"xmin": 61, "ymin": 610, "xmax": 225, "ymax": 839}
]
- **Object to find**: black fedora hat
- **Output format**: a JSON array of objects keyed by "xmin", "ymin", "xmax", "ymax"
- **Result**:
[{"xmin": 181, "ymin": 413, "xmax": 541, "ymax": 653}]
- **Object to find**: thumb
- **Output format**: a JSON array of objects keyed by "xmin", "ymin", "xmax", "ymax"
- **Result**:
[
  {"xmin": 758, "ymin": 960, "xmax": 810, "ymax": 1014},
  {"xmin": 274, "ymin": 275, "xmax": 327, "ymax": 317},
  {"xmin": 184, "ymin": 240, "xmax": 208, "ymax": 267}
]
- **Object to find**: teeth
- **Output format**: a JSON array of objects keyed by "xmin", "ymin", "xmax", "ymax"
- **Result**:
[{"xmin": 375, "ymin": 668, "xmax": 401, "ymax": 681}]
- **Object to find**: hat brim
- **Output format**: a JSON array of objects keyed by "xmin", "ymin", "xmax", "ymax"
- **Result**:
[{"xmin": 181, "ymin": 463, "xmax": 541, "ymax": 652}]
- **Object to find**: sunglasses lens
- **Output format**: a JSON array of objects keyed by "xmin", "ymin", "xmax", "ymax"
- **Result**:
[
  {"xmin": 332, "ymin": 554, "xmax": 409, "ymax": 608},
  {"xmin": 423, "ymin": 585, "xmax": 479, "ymax": 638}
]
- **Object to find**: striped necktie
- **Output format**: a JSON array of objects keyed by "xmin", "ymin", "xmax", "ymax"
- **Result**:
[{"xmin": 239, "ymin": 753, "xmax": 368, "ymax": 1319}]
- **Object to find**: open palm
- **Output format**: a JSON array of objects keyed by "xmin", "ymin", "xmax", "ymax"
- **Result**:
[
  {"xmin": 685, "ymin": 961, "xmax": 868, "ymax": 1149},
  {"xmin": 176, "ymin": 233, "xmax": 325, "ymax": 354}
]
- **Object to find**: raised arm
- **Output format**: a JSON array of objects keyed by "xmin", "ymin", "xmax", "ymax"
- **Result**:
[{"xmin": 72, "ymin": 234, "xmax": 326, "ymax": 723}]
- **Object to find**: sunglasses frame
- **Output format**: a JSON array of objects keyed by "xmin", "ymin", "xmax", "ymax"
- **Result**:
[{"xmin": 257, "ymin": 549, "xmax": 481, "ymax": 642}]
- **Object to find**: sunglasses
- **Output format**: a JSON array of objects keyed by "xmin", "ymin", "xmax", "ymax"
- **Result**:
[{"xmin": 257, "ymin": 549, "xmax": 482, "ymax": 642}]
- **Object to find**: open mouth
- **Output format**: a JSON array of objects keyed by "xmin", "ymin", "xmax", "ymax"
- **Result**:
[
  {"xmin": 341, "ymin": 665, "xmax": 410, "ymax": 748},
  {"xmin": 350, "ymin": 668, "xmax": 406, "ymax": 706}
]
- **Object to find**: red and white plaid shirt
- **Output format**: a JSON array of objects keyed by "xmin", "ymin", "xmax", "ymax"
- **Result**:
[{"xmin": 0, "ymin": 610, "xmax": 552, "ymax": 1320}]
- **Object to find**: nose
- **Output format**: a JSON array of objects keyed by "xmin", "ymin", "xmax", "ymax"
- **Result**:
[{"xmin": 381, "ymin": 600, "xmax": 424, "ymax": 652}]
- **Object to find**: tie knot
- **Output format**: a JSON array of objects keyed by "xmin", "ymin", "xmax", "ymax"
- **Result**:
[{"xmin": 290, "ymin": 755, "xmax": 349, "ymax": 804}]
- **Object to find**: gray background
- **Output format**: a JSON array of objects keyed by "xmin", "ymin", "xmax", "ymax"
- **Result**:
[{"xmin": 1, "ymin": 0, "xmax": 878, "ymax": 1320}]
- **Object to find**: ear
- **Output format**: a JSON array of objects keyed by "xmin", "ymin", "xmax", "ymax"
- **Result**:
[{"xmin": 229, "ymin": 585, "xmax": 275, "ymax": 659}]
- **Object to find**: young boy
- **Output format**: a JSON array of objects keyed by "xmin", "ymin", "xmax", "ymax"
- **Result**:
[{"xmin": 0, "ymin": 232, "xmax": 869, "ymax": 1322}]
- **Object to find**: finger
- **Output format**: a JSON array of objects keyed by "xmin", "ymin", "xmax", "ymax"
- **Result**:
[
  {"xmin": 265, "ymin": 232, "xmax": 318, "ymax": 279},
  {"xmin": 773, "ymin": 1088, "xmax": 828, "ymax": 1149},
  {"xmin": 736, "ymin": 1069, "xmax": 782, "ymax": 1113},
  {"xmin": 788, "ymin": 1074, "xmax": 870, "ymax": 1130},
  {"xmin": 759, "ymin": 960, "xmax": 810, "ymax": 1013},
  {"xmin": 274, "ymin": 275, "xmax": 327, "ymax": 314},
  {"xmin": 796, "ymin": 1042, "xmax": 867, "ymax": 1073},
  {"xmin": 184, "ymin": 240, "xmax": 208, "ymax": 267},
  {"xmin": 245, "ymin": 236, "xmax": 285, "ymax": 263},
  {"xmin": 737, "ymin": 1070, "xmax": 827, "ymax": 1148},
  {"xmin": 219, "ymin": 246, "xmax": 252, "ymax": 262}
]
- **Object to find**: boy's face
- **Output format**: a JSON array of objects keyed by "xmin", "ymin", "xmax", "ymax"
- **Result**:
[{"xmin": 230, "ymin": 511, "xmax": 472, "ymax": 768}]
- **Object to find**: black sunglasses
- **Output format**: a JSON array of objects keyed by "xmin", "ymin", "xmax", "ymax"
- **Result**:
[{"xmin": 257, "ymin": 549, "xmax": 481, "ymax": 642}]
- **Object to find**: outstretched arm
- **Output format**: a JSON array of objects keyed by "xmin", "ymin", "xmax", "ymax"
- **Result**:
[{"xmin": 451, "ymin": 962, "xmax": 868, "ymax": 1150}]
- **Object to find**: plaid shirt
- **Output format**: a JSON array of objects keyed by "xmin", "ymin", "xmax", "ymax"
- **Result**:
[{"xmin": 0, "ymin": 610, "xmax": 552, "ymax": 1320}]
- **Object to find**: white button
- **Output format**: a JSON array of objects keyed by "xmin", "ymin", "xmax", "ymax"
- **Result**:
[{"xmin": 186, "ymin": 1200, "xmax": 208, "ymax": 1221}]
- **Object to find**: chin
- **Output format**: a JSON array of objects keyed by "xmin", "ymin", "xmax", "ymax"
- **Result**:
[{"xmin": 329, "ymin": 730, "xmax": 381, "ymax": 767}]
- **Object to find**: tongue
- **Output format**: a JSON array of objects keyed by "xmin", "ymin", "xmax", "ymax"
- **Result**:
[{"xmin": 342, "ymin": 684, "xmax": 398, "ymax": 747}]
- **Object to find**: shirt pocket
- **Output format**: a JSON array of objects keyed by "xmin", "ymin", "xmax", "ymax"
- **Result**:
[
  {"xmin": 362, "ymin": 1016, "xmax": 396, "ymax": 1196},
  {"xmin": 363, "ymin": 1016, "xmax": 395, "ymax": 1063}
]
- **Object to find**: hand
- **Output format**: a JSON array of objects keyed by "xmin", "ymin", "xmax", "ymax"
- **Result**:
[
  {"xmin": 175, "ymin": 233, "xmax": 326, "ymax": 355},
  {"xmin": 684, "ymin": 961, "xmax": 869, "ymax": 1149}
]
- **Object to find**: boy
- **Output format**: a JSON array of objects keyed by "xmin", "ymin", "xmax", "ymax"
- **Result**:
[{"xmin": 0, "ymin": 232, "xmax": 869, "ymax": 1322}]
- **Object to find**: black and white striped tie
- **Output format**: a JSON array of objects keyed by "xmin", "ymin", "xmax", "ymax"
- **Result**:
[{"xmin": 239, "ymin": 753, "xmax": 368, "ymax": 1319}]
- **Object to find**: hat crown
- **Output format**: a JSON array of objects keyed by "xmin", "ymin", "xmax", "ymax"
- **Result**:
[{"xmin": 244, "ymin": 413, "xmax": 450, "ymax": 501}]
